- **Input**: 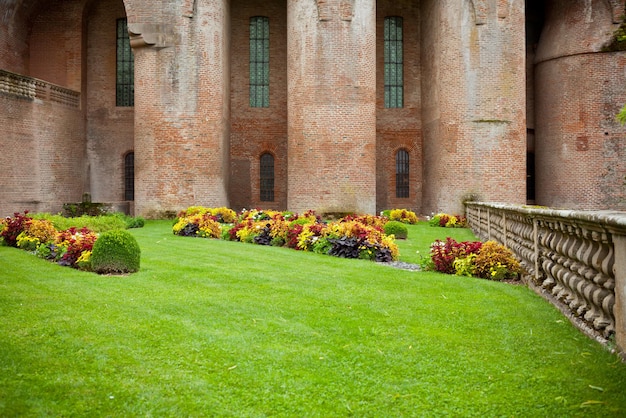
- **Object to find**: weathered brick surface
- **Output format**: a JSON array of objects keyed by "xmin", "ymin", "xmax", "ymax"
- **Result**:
[
  {"xmin": 131, "ymin": 0, "xmax": 231, "ymax": 217},
  {"xmin": 0, "ymin": 92, "xmax": 86, "ymax": 216},
  {"xmin": 86, "ymin": 0, "xmax": 134, "ymax": 206},
  {"xmin": 376, "ymin": 0, "xmax": 422, "ymax": 214},
  {"xmin": 30, "ymin": 0, "xmax": 84, "ymax": 91},
  {"xmin": 1, "ymin": 0, "xmax": 626, "ymax": 218},
  {"xmin": 229, "ymin": 0, "xmax": 288, "ymax": 212},
  {"xmin": 535, "ymin": 0, "xmax": 626, "ymax": 210},
  {"xmin": 421, "ymin": 0, "xmax": 527, "ymax": 215},
  {"xmin": 287, "ymin": 0, "xmax": 377, "ymax": 215}
]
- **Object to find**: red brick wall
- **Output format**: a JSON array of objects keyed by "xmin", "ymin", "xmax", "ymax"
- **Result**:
[
  {"xmin": 421, "ymin": 0, "xmax": 526, "ymax": 215},
  {"xmin": 535, "ymin": 52, "xmax": 626, "ymax": 209},
  {"xmin": 131, "ymin": 0, "xmax": 231, "ymax": 217},
  {"xmin": 30, "ymin": 0, "xmax": 84, "ymax": 91},
  {"xmin": 287, "ymin": 0, "xmax": 377, "ymax": 215},
  {"xmin": 0, "ymin": 1, "xmax": 31, "ymax": 73},
  {"xmin": 534, "ymin": 0, "xmax": 626, "ymax": 210},
  {"xmin": 376, "ymin": 0, "xmax": 421, "ymax": 213},
  {"xmin": 0, "ymin": 92, "xmax": 86, "ymax": 217},
  {"xmin": 229, "ymin": 0, "xmax": 288, "ymax": 212},
  {"xmin": 0, "ymin": 0, "xmax": 87, "ymax": 217},
  {"xmin": 85, "ymin": 0, "xmax": 134, "ymax": 205}
]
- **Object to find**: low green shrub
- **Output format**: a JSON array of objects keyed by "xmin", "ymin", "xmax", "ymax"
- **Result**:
[
  {"xmin": 384, "ymin": 221, "xmax": 408, "ymax": 239},
  {"xmin": 90, "ymin": 230, "xmax": 141, "ymax": 274}
]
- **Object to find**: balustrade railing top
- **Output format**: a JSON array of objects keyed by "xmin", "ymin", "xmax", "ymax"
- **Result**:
[{"xmin": 0, "ymin": 69, "xmax": 80, "ymax": 108}]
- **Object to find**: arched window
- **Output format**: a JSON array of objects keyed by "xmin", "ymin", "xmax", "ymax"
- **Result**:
[
  {"xmin": 124, "ymin": 152, "xmax": 134, "ymax": 201},
  {"xmin": 250, "ymin": 16, "xmax": 270, "ymax": 107},
  {"xmin": 260, "ymin": 153, "xmax": 274, "ymax": 201},
  {"xmin": 396, "ymin": 149, "xmax": 409, "ymax": 198},
  {"xmin": 384, "ymin": 16, "xmax": 403, "ymax": 108}
]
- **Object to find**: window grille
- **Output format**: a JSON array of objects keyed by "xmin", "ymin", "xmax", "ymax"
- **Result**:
[
  {"xmin": 116, "ymin": 18, "xmax": 134, "ymax": 107},
  {"xmin": 384, "ymin": 16, "xmax": 403, "ymax": 108},
  {"xmin": 260, "ymin": 153, "xmax": 275, "ymax": 201},
  {"xmin": 124, "ymin": 152, "xmax": 134, "ymax": 201},
  {"xmin": 396, "ymin": 149, "xmax": 409, "ymax": 198},
  {"xmin": 250, "ymin": 16, "xmax": 270, "ymax": 107}
]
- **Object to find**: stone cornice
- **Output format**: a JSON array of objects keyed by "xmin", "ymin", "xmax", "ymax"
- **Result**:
[{"xmin": 128, "ymin": 23, "xmax": 177, "ymax": 49}]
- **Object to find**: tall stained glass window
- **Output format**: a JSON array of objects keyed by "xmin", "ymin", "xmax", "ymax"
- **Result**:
[
  {"xmin": 250, "ymin": 16, "xmax": 270, "ymax": 107},
  {"xmin": 384, "ymin": 16, "xmax": 403, "ymax": 108},
  {"xmin": 116, "ymin": 18, "xmax": 134, "ymax": 107}
]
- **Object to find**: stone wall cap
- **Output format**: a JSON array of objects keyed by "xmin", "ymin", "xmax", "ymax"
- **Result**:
[{"xmin": 465, "ymin": 201, "xmax": 626, "ymax": 232}]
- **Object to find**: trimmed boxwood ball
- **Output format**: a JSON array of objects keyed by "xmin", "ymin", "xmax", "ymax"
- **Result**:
[
  {"xmin": 384, "ymin": 221, "xmax": 408, "ymax": 239},
  {"xmin": 91, "ymin": 230, "xmax": 141, "ymax": 274}
]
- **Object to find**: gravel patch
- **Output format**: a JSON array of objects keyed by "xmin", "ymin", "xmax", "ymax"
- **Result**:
[{"xmin": 378, "ymin": 261, "xmax": 421, "ymax": 271}]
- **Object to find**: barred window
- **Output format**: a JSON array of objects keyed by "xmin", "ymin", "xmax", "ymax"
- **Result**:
[
  {"xmin": 384, "ymin": 16, "xmax": 403, "ymax": 108},
  {"xmin": 124, "ymin": 152, "xmax": 134, "ymax": 201},
  {"xmin": 396, "ymin": 149, "xmax": 409, "ymax": 198},
  {"xmin": 260, "ymin": 153, "xmax": 275, "ymax": 201},
  {"xmin": 250, "ymin": 16, "xmax": 270, "ymax": 107},
  {"xmin": 116, "ymin": 18, "xmax": 134, "ymax": 107}
]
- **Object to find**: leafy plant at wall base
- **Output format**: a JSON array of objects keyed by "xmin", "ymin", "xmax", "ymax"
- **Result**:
[
  {"xmin": 429, "ymin": 238, "xmax": 482, "ymax": 275},
  {"xmin": 90, "ymin": 230, "xmax": 141, "ymax": 274},
  {"xmin": 328, "ymin": 236, "xmax": 361, "ymax": 259},
  {"xmin": 389, "ymin": 209, "xmax": 419, "ymax": 224},
  {"xmin": 473, "ymin": 241, "xmax": 521, "ymax": 281},
  {"xmin": 75, "ymin": 250, "xmax": 92, "ymax": 272},
  {"xmin": 286, "ymin": 224, "xmax": 304, "ymax": 249},
  {"xmin": 16, "ymin": 232, "xmax": 40, "ymax": 251},
  {"xmin": 1, "ymin": 211, "xmax": 33, "ymax": 247},
  {"xmin": 429, "ymin": 213, "xmax": 468, "ymax": 228},
  {"xmin": 24, "ymin": 219, "xmax": 57, "ymax": 244},
  {"xmin": 312, "ymin": 237, "xmax": 332, "ymax": 255},
  {"xmin": 56, "ymin": 227, "xmax": 98, "ymax": 268},
  {"xmin": 36, "ymin": 243, "xmax": 65, "ymax": 262},
  {"xmin": 453, "ymin": 253, "xmax": 477, "ymax": 277},
  {"xmin": 253, "ymin": 224, "xmax": 273, "ymax": 246}
]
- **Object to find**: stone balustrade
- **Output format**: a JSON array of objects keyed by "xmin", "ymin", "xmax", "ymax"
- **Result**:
[
  {"xmin": 465, "ymin": 202, "xmax": 626, "ymax": 357},
  {"xmin": 0, "ymin": 69, "xmax": 80, "ymax": 108}
]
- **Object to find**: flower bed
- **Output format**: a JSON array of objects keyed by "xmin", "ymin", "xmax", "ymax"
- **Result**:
[
  {"xmin": 420, "ymin": 237, "xmax": 521, "ymax": 280},
  {"xmin": 428, "ymin": 213, "xmax": 468, "ymax": 228},
  {"xmin": 1, "ymin": 211, "xmax": 142, "ymax": 273},
  {"xmin": 173, "ymin": 207, "xmax": 399, "ymax": 262},
  {"xmin": 1, "ymin": 211, "xmax": 96, "ymax": 271}
]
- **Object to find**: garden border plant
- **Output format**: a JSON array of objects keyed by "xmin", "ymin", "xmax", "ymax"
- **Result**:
[
  {"xmin": 421, "ymin": 236, "xmax": 522, "ymax": 281},
  {"xmin": 0, "ymin": 210, "xmax": 144, "ymax": 273},
  {"xmin": 173, "ymin": 207, "xmax": 400, "ymax": 262}
]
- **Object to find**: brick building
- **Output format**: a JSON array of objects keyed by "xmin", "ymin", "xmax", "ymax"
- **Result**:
[{"xmin": 1, "ymin": 0, "xmax": 625, "ymax": 218}]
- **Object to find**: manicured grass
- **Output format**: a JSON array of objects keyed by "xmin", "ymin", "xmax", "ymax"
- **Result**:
[
  {"xmin": 1, "ymin": 220, "xmax": 625, "ymax": 416},
  {"xmin": 395, "ymin": 222, "xmax": 478, "ymax": 265}
]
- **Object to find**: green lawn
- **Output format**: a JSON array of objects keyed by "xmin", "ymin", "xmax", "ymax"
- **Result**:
[{"xmin": 1, "ymin": 221, "xmax": 625, "ymax": 417}]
